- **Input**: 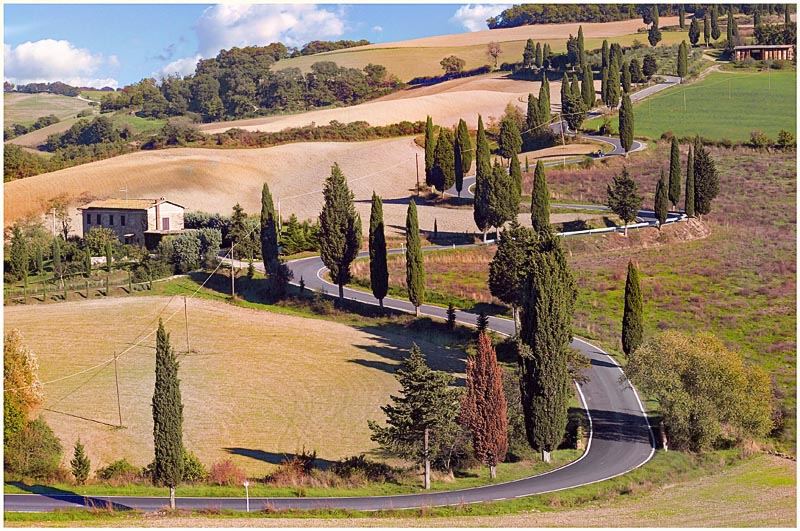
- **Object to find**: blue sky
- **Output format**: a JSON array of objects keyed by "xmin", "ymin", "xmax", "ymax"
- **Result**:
[{"xmin": 4, "ymin": 3, "xmax": 509, "ymax": 87}]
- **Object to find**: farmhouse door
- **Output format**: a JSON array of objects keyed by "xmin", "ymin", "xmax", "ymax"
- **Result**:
[{"xmin": 162, "ymin": 217, "xmax": 170, "ymax": 231}]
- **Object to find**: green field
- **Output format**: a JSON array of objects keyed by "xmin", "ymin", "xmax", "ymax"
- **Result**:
[
  {"xmin": 590, "ymin": 70, "xmax": 796, "ymax": 141},
  {"xmin": 4, "ymin": 93, "xmax": 91, "ymax": 127}
]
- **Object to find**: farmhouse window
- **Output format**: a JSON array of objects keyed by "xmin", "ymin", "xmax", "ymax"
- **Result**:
[
  {"xmin": 96, "ymin": 214, "xmax": 101, "ymax": 224},
  {"xmin": 87, "ymin": 214, "xmax": 91, "ymax": 225},
  {"xmin": 110, "ymin": 215, "xmax": 114, "ymax": 225},
  {"xmin": 121, "ymin": 215, "xmax": 126, "ymax": 226}
]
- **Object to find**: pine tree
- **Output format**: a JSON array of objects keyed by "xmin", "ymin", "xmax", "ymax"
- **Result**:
[
  {"xmin": 689, "ymin": 16, "xmax": 701, "ymax": 46},
  {"xmin": 538, "ymin": 72, "xmax": 551, "ymax": 124},
  {"xmin": 685, "ymin": 146, "xmax": 696, "ymax": 217},
  {"xmin": 446, "ymin": 303, "xmax": 456, "ymax": 330},
  {"xmin": 679, "ymin": 4, "xmax": 686, "ymax": 29},
  {"xmin": 654, "ymin": 169, "xmax": 669, "ymax": 228},
  {"xmin": 489, "ymin": 220, "xmax": 534, "ymax": 333},
  {"xmin": 581, "ymin": 65, "xmax": 594, "ymax": 108},
  {"xmin": 668, "ymin": 137, "xmax": 682, "ymax": 208},
  {"xmin": 431, "ymin": 128, "xmax": 455, "ymax": 195},
  {"xmin": 405, "ymin": 200, "xmax": 425, "ymax": 316},
  {"xmin": 607, "ymin": 167, "xmax": 643, "ymax": 236},
  {"xmin": 454, "ymin": 119, "xmax": 472, "ymax": 198},
  {"xmin": 369, "ymin": 192, "xmax": 388, "ymax": 308},
  {"xmin": 70, "ymin": 439, "xmax": 91, "ymax": 485},
  {"xmin": 621, "ymin": 260, "xmax": 643, "ymax": 357},
  {"xmin": 152, "ymin": 319, "xmax": 183, "ymax": 509},
  {"xmin": 424, "ymin": 116, "xmax": 436, "ymax": 186},
  {"xmin": 711, "ymin": 5, "xmax": 721, "ymax": 40},
  {"xmin": 622, "ymin": 61, "xmax": 631, "ymax": 93},
  {"xmin": 530, "ymin": 160, "xmax": 551, "ymax": 234},
  {"xmin": 461, "ymin": 332, "xmax": 508, "ymax": 479},
  {"xmin": 677, "ymin": 41, "xmax": 689, "ymax": 79},
  {"xmin": 577, "ymin": 25, "xmax": 585, "ymax": 68},
  {"xmin": 535, "ymin": 42, "xmax": 543, "ymax": 67},
  {"xmin": 601, "ymin": 39, "xmax": 610, "ymax": 69},
  {"xmin": 368, "ymin": 345, "xmax": 461, "ymax": 488},
  {"xmin": 618, "ymin": 93, "xmax": 634, "ymax": 155},
  {"xmin": 693, "ymin": 138, "xmax": 719, "ymax": 216},
  {"xmin": 519, "ymin": 233, "xmax": 576, "ymax": 462},
  {"xmin": 523, "ymin": 39, "xmax": 535, "ymax": 68},
  {"xmin": 319, "ymin": 163, "xmax": 362, "ymax": 299},
  {"xmin": 703, "ymin": 11, "xmax": 711, "ymax": 46},
  {"xmin": 473, "ymin": 115, "xmax": 492, "ymax": 239}
]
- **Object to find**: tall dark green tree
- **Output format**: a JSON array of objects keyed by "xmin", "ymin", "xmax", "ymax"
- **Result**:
[
  {"xmin": 689, "ymin": 15, "xmax": 701, "ymax": 46},
  {"xmin": 523, "ymin": 39, "xmax": 536, "ymax": 68},
  {"xmin": 368, "ymin": 345, "xmax": 461, "ymax": 488},
  {"xmin": 601, "ymin": 39, "xmax": 610, "ymax": 69},
  {"xmin": 648, "ymin": 22, "xmax": 663, "ymax": 46},
  {"xmin": 703, "ymin": 11, "xmax": 711, "ymax": 46},
  {"xmin": 607, "ymin": 167, "xmax": 643, "ymax": 236},
  {"xmin": 576, "ymin": 25, "xmax": 585, "ymax": 68},
  {"xmin": 677, "ymin": 40, "xmax": 689, "ymax": 79},
  {"xmin": 754, "ymin": 9, "xmax": 761, "ymax": 28},
  {"xmin": 526, "ymin": 93, "xmax": 539, "ymax": 131},
  {"xmin": 685, "ymin": 146, "xmax": 696, "ymax": 217},
  {"xmin": 581, "ymin": 65, "xmax": 594, "ymax": 107},
  {"xmin": 405, "ymin": 200, "xmax": 425, "ymax": 316},
  {"xmin": 668, "ymin": 137, "xmax": 682, "ymax": 208},
  {"xmin": 618, "ymin": 93, "xmax": 634, "ymax": 155},
  {"xmin": 152, "ymin": 319, "xmax": 183, "ymax": 510},
  {"xmin": 530, "ymin": 160, "xmax": 550, "ymax": 234},
  {"xmin": 629, "ymin": 58, "xmax": 643, "ymax": 83},
  {"xmin": 473, "ymin": 115, "xmax": 492, "ymax": 240},
  {"xmin": 8, "ymin": 227, "xmax": 28, "ymax": 281},
  {"xmin": 621, "ymin": 61, "xmax": 631, "ymax": 93},
  {"xmin": 538, "ymin": 72, "xmax": 551, "ymax": 124},
  {"xmin": 498, "ymin": 114, "xmax": 522, "ymax": 161},
  {"xmin": 535, "ymin": 42, "xmax": 543, "ymax": 67},
  {"xmin": 424, "ymin": 116, "xmax": 436, "ymax": 186},
  {"xmin": 518, "ymin": 233, "xmax": 576, "ymax": 463},
  {"xmin": 621, "ymin": 260, "xmax": 643, "ymax": 357},
  {"xmin": 509, "ymin": 149, "xmax": 522, "ymax": 198},
  {"xmin": 52, "ymin": 237, "xmax": 62, "ymax": 286},
  {"xmin": 679, "ymin": 4, "xmax": 686, "ymax": 29},
  {"xmin": 431, "ymin": 128, "xmax": 455, "ymax": 195},
  {"xmin": 489, "ymin": 220, "xmax": 534, "ymax": 333},
  {"xmin": 693, "ymin": 138, "xmax": 719, "ymax": 216},
  {"xmin": 487, "ymin": 160, "xmax": 518, "ymax": 231},
  {"xmin": 600, "ymin": 67, "xmax": 609, "ymax": 104},
  {"xmin": 319, "ymin": 163, "xmax": 362, "ymax": 299},
  {"xmin": 260, "ymin": 182, "xmax": 288, "ymax": 295},
  {"xmin": 606, "ymin": 57, "xmax": 620, "ymax": 108},
  {"xmin": 725, "ymin": 8, "xmax": 737, "ymax": 50},
  {"xmin": 70, "ymin": 439, "xmax": 90, "ymax": 485},
  {"xmin": 711, "ymin": 5, "xmax": 721, "ymax": 40},
  {"xmin": 654, "ymin": 169, "xmax": 670, "ymax": 228},
  {"xmin": 369, "ymin": 192, "xmax": 388, "ymax": 308},
  {"xmin": 454, "ymin": 119, "xmax": 472, "ymax": 198}
]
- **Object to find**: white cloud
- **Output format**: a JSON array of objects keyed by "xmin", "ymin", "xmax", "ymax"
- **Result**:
[
  {"xmin": 194, "ymin": 4, "xmax": 346, "ymax": 56},
  {"xmin": 451, "ymin": 4, "xmax": 511, "ymax": 32},
  {"xmin": 4, "ymin": 39, "xmax": 118, "ymax": 88},
  {"xmin": 372, "ymin": 25, "xmax": 383, "ymax": 33},
  {"xmin": 157, "ymin": 54, "xmax": 202, "ymax": 78}
]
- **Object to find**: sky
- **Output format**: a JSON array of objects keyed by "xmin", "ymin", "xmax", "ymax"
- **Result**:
[{"xmin": 3, "ymin": 3, "xmax": 512, "ymax": 88}]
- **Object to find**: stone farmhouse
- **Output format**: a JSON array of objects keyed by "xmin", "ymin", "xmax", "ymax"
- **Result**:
[
  {"xmin": 733, "ymin": 44, "xmax": 794, "ymax": 61},
  {"xmin": 79, "ymin": 198, "xmax": 184, "ymax": 248}
]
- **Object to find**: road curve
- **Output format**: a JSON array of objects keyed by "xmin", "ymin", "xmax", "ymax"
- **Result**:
[{"xmin": 6, "ymin": 236, "xmax": 657, "ymax": 513}]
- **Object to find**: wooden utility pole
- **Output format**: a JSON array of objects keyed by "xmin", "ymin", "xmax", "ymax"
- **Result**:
[
  {"xmin": 184, "ymin": 296, "xmax": 190, "ymax": 354},
  {"xmin": 423, "ymin": 427, "xmax": 431, "ymax": 489},
  {"xmin": 113, "ymin": 350, "xmax": 123, "ymax": 427},
  {"xmin": 230, "ymin": 248, "xmax": 235, "ymax": 298},
  {"xmin": 415, "ymin": 152, "xmax": 420, "ymax": 196}
]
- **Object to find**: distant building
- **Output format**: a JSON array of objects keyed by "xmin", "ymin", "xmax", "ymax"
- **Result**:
[
  {"xmin": 79, "ymin": 198, "xmax": 184, "ymax": 248},
  {"xmin": 733, "ymin": 44, "xmax": 794, "ymax": 61}
]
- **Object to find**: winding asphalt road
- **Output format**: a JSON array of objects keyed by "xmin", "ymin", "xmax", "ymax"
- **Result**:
[{"xmin": 5, "ymin": 76, "xmax": 683, "ymax": 515}]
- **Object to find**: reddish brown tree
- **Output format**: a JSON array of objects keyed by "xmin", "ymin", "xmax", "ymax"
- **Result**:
[{"xmin": 461, "ymin": 332, "xmax": 508, "ymax": 478}]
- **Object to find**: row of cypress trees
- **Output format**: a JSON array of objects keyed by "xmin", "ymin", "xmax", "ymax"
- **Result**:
[{"xmin": 424, "ymin": 116, "xmax": 473, "ymax": 197}]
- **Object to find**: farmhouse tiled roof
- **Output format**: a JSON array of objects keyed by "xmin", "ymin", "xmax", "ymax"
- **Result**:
[
  {"xmin": 733, "ymin": 44, "xmax": 794, "ymax": 49},
  {"xmin": 79, "ymin": 198, "xmax": 184, "ymax": 210}
]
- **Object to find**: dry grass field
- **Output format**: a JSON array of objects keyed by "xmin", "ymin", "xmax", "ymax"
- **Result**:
[
  {"xmin": 5, "ymin": 117, "xmax": 83, "ymax": 148},
  {"xmin": 4, "ymin": 296, "xmax": 466, "ymax": 475},
  {"xmin": 4, "ymin": 93, "xmax": 90, "ymax": 127}
]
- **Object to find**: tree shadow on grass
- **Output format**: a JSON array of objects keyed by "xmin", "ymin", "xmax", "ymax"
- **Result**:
[
  {"xmin": 6, "ymin": 482, "xmax": 133, "ymax": 511},
  {"xmin": 223, "ymin": 448, "xmax": 336, "ymax": 470}
]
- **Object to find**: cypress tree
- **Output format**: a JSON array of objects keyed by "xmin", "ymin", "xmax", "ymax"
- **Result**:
[
  {"xmin": 424, "ymin": 116, "xmax": 436, "ymax": 186},
  {"xmin": 726, "ymin": 8, "xmax": 737, "ymax": 50},
  {"xmin": 105, "ymin": 241, "xmax": 113, "ymax": 274},
  {"xmin": 431, "ymin": 128, "xmax": 455, "ymax": 195},
  {"xmin": 523, "ymin": 39, "xmax": 535, "ymax": 68},
  {"xmin": 648, "ymin": 22, "xmax": 663, "ymax": 47},
  {"xmin": 601, "ymin": 39, "xmax": 610, "ymax": 69},
  {"xmin": 654, "ymin": 169, "xmax": 669, "ymax": 228},
  {"xmin": 152, "ymin": 319, "xmax": 183, "ymax": 509},
  {"xmin": 461, "ymin": 332, "xmax": 508, "ymax": 479},
  {"xmin": 679, "ymin": 4, "xmax": 686, "ymax": 29},
  {"xmin": 712, "ymin": 5, "xmax": 721, "ymax": 41},
  {"xmin": 510, "ymin": 149, "xmax": 522, "ymax": 198},
  {"xmin": 319, "ymin": 163, "xmax": 363, "ymax": 299},
  {"xmin": 369, "ymin": 192, "xmax": 388, "ymax": 308},
  {"xmin": 454, "ymin": 119, "xmax": 472, "ymax": 198},
  {"xmin": 70, "ymin": 439, "xmax": 90, "ymax": 485},
  {"xmin": 677, "ymin": 41, "xmax": 688, "ymax": 79},
  {"xmin": 668, "ymin": 137, "xmax": 682, "ymax": 208},
  {"xmin": 754, "ymin": 9, "xmax": 761, "ymax": 28},
  {"xmin": 703, "ymin": 11, "xmax": 711, "ymax": 46},
  {"xmin": 607, "ymin": 167, "xmax": 643, "ymax": 236},
  {"xmin": 538, "ymin": 72, "xmax": 550, "ymax": 124},
  {"xmin": 498, "ymin": 114, "xmax": 522, "ymax": 161},
  {"xmin": 476, "ymin": 311, "xmax": 489, "ymax": 333},
  {"xmin": 489, "ymin": 220, "xmax": 534, "ymax": 333},
  {"xmin": 473, "ymin": 115, "xmax": 492, "ymax": 239},
  {"xmin": 581, "ymin": 65, "xmax": 594, "ymax": 108},
  {"xmin": 526, "ymin": 93, "xmax": 539, "ymax": 131},
  {"xmin": 405, "ymin": 200, "xmax": 425, "ymax": 316},
  {"xmin": 9, "ymin": 228, "xmax": 28, "ymax": 281},
  {"xmin": 52, "ymin": 237, "xmax": 62, "ymax": 286},
  {"xmin": 35, "ymin": 246, "xmax": 44, "ymax": 276},
  {"xmin": 535, "ymin": 42, "xmax": 543, "ymax": 67},
  {"xmin": 622, "ymin": 61, "xmax": 631, "ymax": 93},
  {"xmin": 260, "ymin": 183, "xmax": 283, "ymax": 293},
  {"xmin": 530, "ymin": 160, "xmax": 550, "ymax": 234},
  {"xmin": 83, "ymin": 248, "xmax": 92, "ymax": 278},
  {"xmin": 621, "ymin": 260, "xmax": 643, "ymax": 357},
  {"xmin": 689, "ymin": 16, "xmax": 701, "ymax": 46},
  {"xmin": 693, "ymin": 137, "xmax": 719, "ymax": 216},
  {"xmin": 519, "ymin": 233, "xmax": 576, "ymax": 463},
  {"xmin": 685, "ymin": 147, "xmax": 696, "ymax": 217},
  {"xmin": 785, "ymin": 4, "xmax": 791, "ymax": 26},
  {"xmin": 560, "ymin": 73, "xmax": 570, "ymax": 113},
  {"xmin": 525, "ymin": 155, "xmax": 530, "ymax": 172},
  {"xmin": 606, "ymin": 57, "xmax": 620, "ymax": 108},
  {"xmin": 570, "ymin": 74, "xmax": 581, "ymax": 102},
  {"xmin": 446, "ymin": 303, "xmax": 456, "ymax": 330},
  {"xmin": 619, "ymin": 93, "xmax": 634, "ymax": 155},
  {"xmin": 543, "ymin": 43, "xmax": 552, "ymax": 63},
  {"xmin": 600, "ymin": 67, "xmax": 608, "ymax": 105},
  {"xmin": 652, "ymin": 4, "xmax": 659, "ymax": 28},
  {"xmin": 577, "ymin": 25, "xmax": 585, "ymax": 68},
  {"xmin": 629, "ymin": 58, "xmax": 643, "ymax": 84},
  {"xmin": 487, "ymin": 160, "xmax": 518, "ymax": 231}
]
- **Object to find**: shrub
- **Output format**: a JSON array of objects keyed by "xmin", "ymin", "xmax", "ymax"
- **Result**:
[
  {"xmin": 209, "ymin": 458, "xmax": 246, "ymax": 486},
  {"xmin": 776, "ymin": 130, "xmax": 795, "ymax": 150},
  {"xmin": 749, "ymin": 130, "xmax": 772, "ymax": 150},
  {"xmin": 181, "ymin": 450, "xmax": 208, "ymax": 483},
  {"xmin": 83, "ymin": 227, "xmax": 119, "ymax": 256},
  {"xmin": 4, "ymin": 417, "xmax": 63, "ymax": 479},
  {"xmin": 196, "ymin": 228, "xmax": 222, "ymax": 268},
  {"xmin": 332, "ymin": 455, "xmax": 397, "ymax": 483},
  {"xmin": 265, "ymin": 448, "xmax": 318, "ymax": 487},
  {"xmin": 96, "ymin": 458, "xmax": 141, "ymax": 484},
  {"xmin": 77, "ymin": 109, "xmax": 94, "ymax": 118},
  {"xmin": 598, "ymin": 116, "xmax": 613, "ymax": 136}
]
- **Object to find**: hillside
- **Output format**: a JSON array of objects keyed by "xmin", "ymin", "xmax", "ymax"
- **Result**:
[{"xmin": 4, "ymin": 93, "xmax": 91, "ymax": 127}]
